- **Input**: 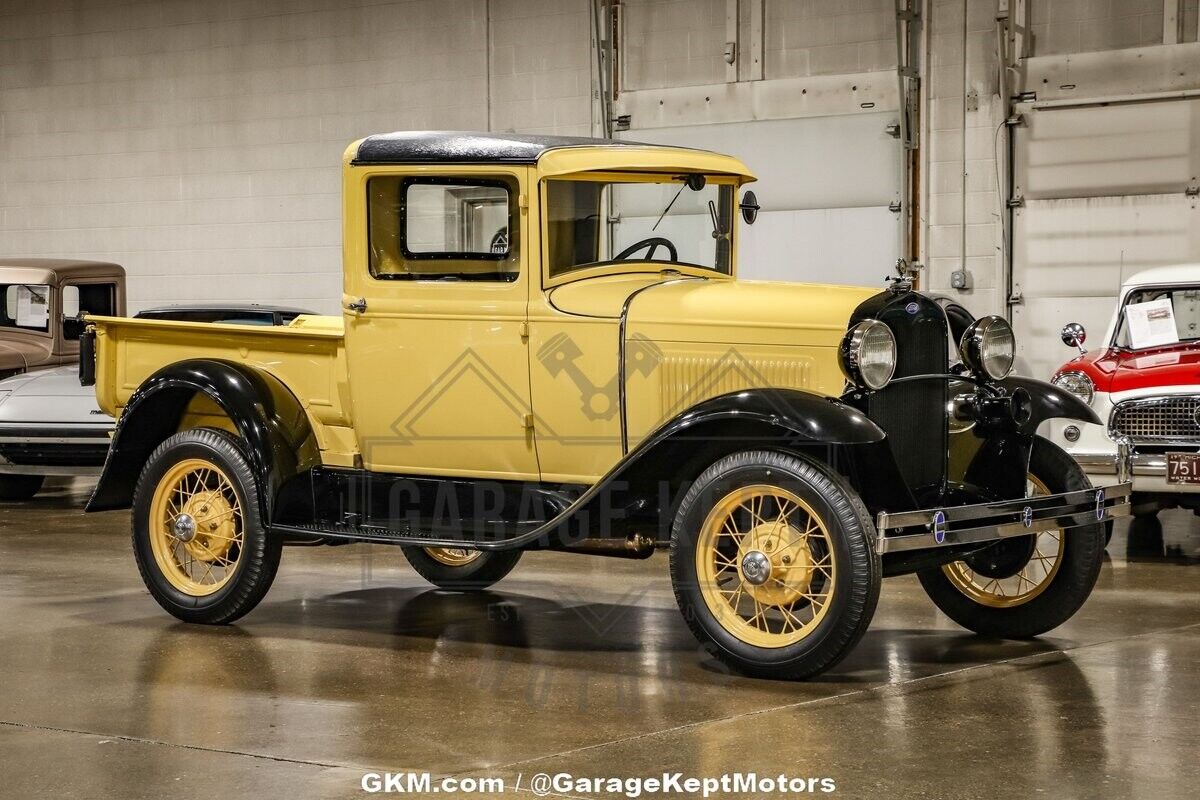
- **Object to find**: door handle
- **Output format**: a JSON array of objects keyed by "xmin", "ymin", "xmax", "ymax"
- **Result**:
[{"xmin": 346, "ymin": 297, "xmax": 367, "ymax": 313}]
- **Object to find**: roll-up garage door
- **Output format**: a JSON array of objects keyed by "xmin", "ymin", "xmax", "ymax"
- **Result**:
[
  {"xmin": 1011, "ymin": 98, "xmax": 1200, "ymax": 380},
  {"xmin": 619, "ymin": 113, "xmax": 901, "ymax": 287}
]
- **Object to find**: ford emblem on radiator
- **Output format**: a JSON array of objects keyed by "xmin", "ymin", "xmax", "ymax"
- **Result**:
[
  {"xmin": 1095, "ymin": 488, "xmax": 1105, "ymax": 521},
  {"xmin": 933, "ymin": 510, "xmax": 946, "ymax": 543},
  {"xmin": 1021, "ymin": 506, "xmax": 1033, "ymax": 528},
  {"xmin": 905, "ymin": 301, "xmax": 919, "ymax": 314}
]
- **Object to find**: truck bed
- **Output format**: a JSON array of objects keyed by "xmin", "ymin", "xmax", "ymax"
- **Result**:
[{"xmin": 87, "ymin": 314, "xmax": 353, "ymax": 456}]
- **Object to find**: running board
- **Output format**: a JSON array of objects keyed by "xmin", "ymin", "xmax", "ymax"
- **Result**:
[{"xmin": 270, "ymin": 521, "xmax": 541, "ymax": 549}]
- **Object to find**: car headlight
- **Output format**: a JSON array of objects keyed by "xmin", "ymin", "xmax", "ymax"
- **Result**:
[
  {"xmin": 840, "ymin": 319, "xmax": 896, "ymax": 390},
  {"xmin": 1051, "ymin": 370, "xmax": 1094, "ymax": 405},
  {"xmin": 959, "ymin": 315, "xmax": 1015, "ymax": 380}
]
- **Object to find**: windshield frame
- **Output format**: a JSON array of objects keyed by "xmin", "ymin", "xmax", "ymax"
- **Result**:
[
  {"xmin": 1111, "ymin": 283, "xmax": 1200, "ymax": 350},
  {"xmin": 540, "ymin": 171, "xmax": 739, "ymax": 289}
]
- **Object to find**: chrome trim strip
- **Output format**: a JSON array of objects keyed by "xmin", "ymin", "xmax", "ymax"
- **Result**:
[
  {"xmin": 875, "ymin": 482, "xmax": 1131, "ymax": 554},
  {"xmin": 617, "ymin": 274, "xmax": 701, "ymax": 455}
]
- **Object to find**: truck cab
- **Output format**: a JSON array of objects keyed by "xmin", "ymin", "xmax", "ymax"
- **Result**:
[
  {"xmin": 81, "ymin": 132, "xmax": 1129, "ymax": 680},
  {"xmin": 1, "ymin": 259, "xmax": 125, "ymax": 379}
]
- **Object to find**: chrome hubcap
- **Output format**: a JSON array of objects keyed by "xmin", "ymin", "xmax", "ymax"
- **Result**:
[
  {"xmin": 171, "ymin": 513, "xmax": 197, "ymax": 543},
  {"xmin": 740, "ymin": 550, "xmax": 772, "ymax": 585}
]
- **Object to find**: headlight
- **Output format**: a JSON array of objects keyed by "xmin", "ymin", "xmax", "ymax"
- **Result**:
[
  {"xmin": 959, "ymin": 315, "xmax": 1015, "ymax": 380},
  {"xmin": 1051, "ymin": 370, "xmax": 1094, "ymax": 405},
  {"xmin": 840, "ymin": 319, "xmax": 896, "ymax": 390}
]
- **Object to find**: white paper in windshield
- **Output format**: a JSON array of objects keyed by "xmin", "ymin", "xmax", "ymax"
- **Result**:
[
  {"xmin": 1126, "ymin": 298, "xmax": 1179, "ymax": 349},
  {"xmin": 15, "ymin": 285, "xmax": 49, "ymax": 328}
]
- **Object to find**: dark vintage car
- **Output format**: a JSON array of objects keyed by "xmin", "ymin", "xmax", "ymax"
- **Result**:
[{"xmin": 0, "ymin": 304, "xmax": 313, "ymax": 500}]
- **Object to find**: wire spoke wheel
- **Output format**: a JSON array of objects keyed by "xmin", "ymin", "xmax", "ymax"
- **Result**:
[
  {"xmin": 696, "ymin": 484, "xmax": 837, "ymax": 648},
  {"xmin": 148, "ymin": 457, "xmax": 245, "ymax": 597},
  {"xmin": 423, "ymin": 547, "xmax": 483, "ymax": 567},
  {"xmin": 941, "ymin": 474, "xmax": 1065, "ymax": 608}
]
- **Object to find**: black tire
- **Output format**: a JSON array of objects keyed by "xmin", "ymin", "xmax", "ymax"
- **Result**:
[
  {"xmin": 132, "ymin": 427, "xmax": 281, "ymax": 624},
  {"xmin": 917, "ymin": 437, "xmax": 1105, "ymax": 638},
  {"xmin": 401, "ymin": 546, "xmax": 521, "ymax": 590},
  {"xmin": 669, "ymin": 450, "xmax": 881, "ymax": 680},
  {"xmin": 0, "ymin": 474, "xmax": 45, "ymax": 501}
]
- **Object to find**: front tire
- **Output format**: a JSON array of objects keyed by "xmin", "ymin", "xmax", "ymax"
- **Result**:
[
  {"xmin": 918, "ymin": 437, "xmax": 1105, "ymax": 638},
  {"xmin": 132, "ymin": 428, "xmax": 281, "ymax": 624},
  {"xmin": 0, "ymin": 475, "xmax": 45, "ymax": 501},
  {"xmin": 669, "ymin": 450, "xmax": 880, "ymax": 680},
  {"xmin": 401, "ymin": 546, "xmax": 521, "ymax": 590}
]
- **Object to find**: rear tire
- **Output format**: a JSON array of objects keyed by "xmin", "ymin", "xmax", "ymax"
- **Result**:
[
  {"xmin": 132, "ymin": 428, "xmax": 281, "ymax": 624},
  {"xmin": 669, "ymin": 450, "xmax": 880, "ymax": 680},
  {"xmin": 0, "ymin": 475, "xmax": 44, "ymax": 501},
  {"xmin": 401, "ymin": 546, "xmax": 521, "ymax": 590},
  {"xmin": 918, "ymin": 437, "xmax": 1104, "ymax": 638}
]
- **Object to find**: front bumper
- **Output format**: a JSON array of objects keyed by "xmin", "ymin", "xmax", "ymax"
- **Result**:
[{"xmin": 876, "ymin": 482, "xmax": 1131, "ymax": 554}]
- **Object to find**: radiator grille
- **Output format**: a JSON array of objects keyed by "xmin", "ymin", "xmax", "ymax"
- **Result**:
[
  {"xmin": 861, "ymin": 295, "xmax": 949, "ymax": 492},
  {"xmin": 1111, "ymin": 396, "xmax": 1200, "ymax": 442}
]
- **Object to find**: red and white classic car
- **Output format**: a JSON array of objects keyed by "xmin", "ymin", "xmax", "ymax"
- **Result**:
[{"xmin": 1050, "ymin": 265, "xmax": 1200, "ymax": 519}]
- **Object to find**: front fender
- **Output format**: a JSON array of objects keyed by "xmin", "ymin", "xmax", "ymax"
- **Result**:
[
  {"xmin": 556, "ymin": 388, "xmax": 909, "ymax": 544},
  {"xmin": 87, "ymin": 359, "xmax": 319, "ymax": 518},
  {"xmin": 1001, "ymin": 375, "xmax": 1100, "ymax": 432}
]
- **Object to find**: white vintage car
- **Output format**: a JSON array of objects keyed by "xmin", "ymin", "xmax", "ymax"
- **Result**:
[
  {"xmin": 0, "ymin": 304, "xmax": 312, "ymax": 500},
  {"xmin": 1048, "ymin": 265, "xmax": 1200, "ymax": 519}
]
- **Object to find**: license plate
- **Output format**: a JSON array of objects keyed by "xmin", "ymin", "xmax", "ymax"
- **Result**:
[{"xmin": 1166, "ymin": 453, "xmax": 1200, "ymax": 484}]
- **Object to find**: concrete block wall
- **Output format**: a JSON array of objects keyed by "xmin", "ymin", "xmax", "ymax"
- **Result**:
[
  {"xmin": 764, "ymin": 0, "xmax": 897, "ymax": 78},
  {"xmin": 1031, "ymin": 0, "xmax": 1165, "ymax": 55},
  {"xmin": 622, "ymin": 0, "xmax": 897, "ymax": 90},
  {"xmin": 923, "ymin": 0, "xmax": 1006, "ymax": 317},
  {"xmin": 621, "ymin": 0, "xmax": 728, "ymax": 90},
  {"xmin": 0, "ymin": 0, "xmax": 592, "ymax": 314}
]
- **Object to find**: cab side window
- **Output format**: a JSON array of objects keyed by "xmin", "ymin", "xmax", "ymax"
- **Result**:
[
  {"xmin": 368, "ymin": 175, "xmax": 519, "ymax": 281},
  {"xmin": 61, "ymin": 283, "xmax": 117, "ymax": 340}
]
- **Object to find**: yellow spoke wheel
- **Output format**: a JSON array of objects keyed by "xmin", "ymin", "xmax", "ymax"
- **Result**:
[
  {"xmin": 696, "ymin": 485, "xmax": 837, "ymax": 648},
  {"xmin": 424, "ymin": 547, "xmax": 483, "ymax": 567},
  {"xmin": 148, "ymin": 457, "xmax": 245, "ymax": 597},
  {"xmin": 941, "ymin": 474, "xmax": 1065, "ymax": 609}
]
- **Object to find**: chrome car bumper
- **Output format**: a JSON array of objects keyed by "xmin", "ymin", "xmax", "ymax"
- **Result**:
[{"xmin": 876, "ymin": 482, "xmax": 1131, "ymax": 554}]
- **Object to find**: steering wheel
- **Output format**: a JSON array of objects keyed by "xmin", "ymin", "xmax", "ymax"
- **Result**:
[{"xmin": 614, "ymin": 236, "xmax": 678, "ymax": 262}]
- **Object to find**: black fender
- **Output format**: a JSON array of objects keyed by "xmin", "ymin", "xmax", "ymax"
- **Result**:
[
  {"xmin": 1001, "ymin": 375, "xmax": 1100, "ymax": 433},
  {"xmin": 550, "ymin": 387, "xmax": 909, "ymax": 546},
  {"xmin": 87, "ymin": 359, "xmax": 320, "ymax": 520},
  {"xmin": 279, "ymin": 387, "xmax": 909, "ymax": 550}
]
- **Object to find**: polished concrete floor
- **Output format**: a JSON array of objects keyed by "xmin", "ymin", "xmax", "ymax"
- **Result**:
[{"xmin": 0, "ymin": 479, "xmax": 1197, "ymax": 800}]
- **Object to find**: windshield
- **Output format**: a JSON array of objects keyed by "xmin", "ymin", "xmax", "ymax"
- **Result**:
[
  {"xmin": 546, "ymin": 175, "xmax": 734, "ymax": 280},
  {"xmin": 1114, "ymin": 286, "xmax": 1200, "ymax": 349},
  {"xmin": 1, "ymin": 283, "xmax": 51, "ymax": 333}
]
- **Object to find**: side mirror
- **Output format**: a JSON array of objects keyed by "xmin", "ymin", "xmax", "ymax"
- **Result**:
[
  {"xmin": 1061, "ymin": 322, "xmax": 1087, "ymax": 354},
  {"xmin": 739, "ymin": 190, "xmax": 760, "ymax": 225}
]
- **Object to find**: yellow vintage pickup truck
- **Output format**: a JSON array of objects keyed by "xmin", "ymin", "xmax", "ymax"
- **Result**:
[{"xmin": 81, "ymin": 132, "xmax": 1131, "ymax": 679}]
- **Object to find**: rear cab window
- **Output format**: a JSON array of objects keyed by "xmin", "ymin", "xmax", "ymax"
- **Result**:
[{"xmin": 367, "ymin": 175, "xmax": 520, "ymax": 282}]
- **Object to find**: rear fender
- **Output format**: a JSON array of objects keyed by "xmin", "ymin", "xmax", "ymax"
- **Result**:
[{"xmin": 87, "ymin": 359, "xmax": 319, "ymax": 519}]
